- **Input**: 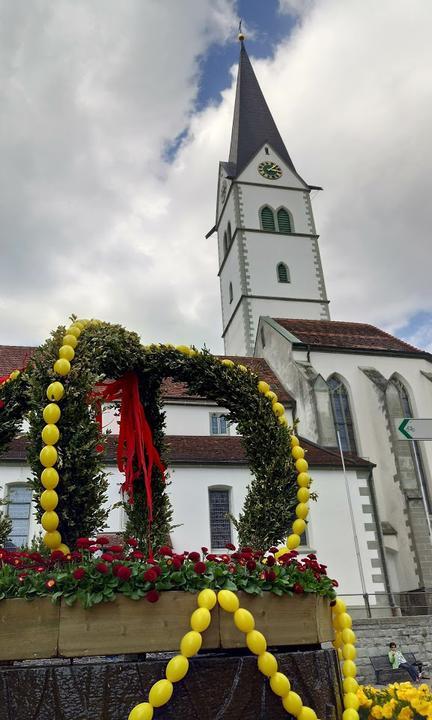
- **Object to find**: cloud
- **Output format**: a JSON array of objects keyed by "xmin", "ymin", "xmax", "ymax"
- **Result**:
[{"xmin": 1, "ymin": 0, "xmax": 432, "ymax": 355}]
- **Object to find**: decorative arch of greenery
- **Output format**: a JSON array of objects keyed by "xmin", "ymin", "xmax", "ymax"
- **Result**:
[{"xmin": 0, "ymin": 319, "xmax": 299, "ymax": 551}]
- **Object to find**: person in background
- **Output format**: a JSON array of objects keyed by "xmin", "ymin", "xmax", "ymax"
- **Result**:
[{"xmin": 388, "ymin": 642, "xmax": 421, "ymax": 682}]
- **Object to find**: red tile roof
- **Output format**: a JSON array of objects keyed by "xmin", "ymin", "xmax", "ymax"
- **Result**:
[
  {"xmin": 1, "ymin": 434, "xmax": 373, "ymax": 469},
  {"xmin": 273, "ymin": 318, "xmax": 428, "ymax": 356},
  {"xmin": 0, "ymin": 346, "xmax": 293, "ymax": 404}
]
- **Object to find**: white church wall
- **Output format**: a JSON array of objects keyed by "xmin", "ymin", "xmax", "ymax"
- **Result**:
[
  {"xmin": 224, "ymin": 300, "xmax": 251, "ymax": 355},
  {"xmin": 220, "ymin": 237, "xmax": 241, "ymax": 330},
  {"xmin": 164, "ymin": 403, "xmax": 238, "ymax": 436}
]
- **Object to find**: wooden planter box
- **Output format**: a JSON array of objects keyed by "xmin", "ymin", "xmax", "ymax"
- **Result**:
[{"xmin": 0, "ymin": 593, "xmax": 332, "ymax": 661}]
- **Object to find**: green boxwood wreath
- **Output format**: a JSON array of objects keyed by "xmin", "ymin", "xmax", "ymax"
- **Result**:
[{"xmin": 0, "ymin": 318, "xmax": 300, "ymax": 550}]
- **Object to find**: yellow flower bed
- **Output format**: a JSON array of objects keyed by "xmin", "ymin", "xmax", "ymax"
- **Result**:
[{"xmin": 358, "ymin": 683, "xmax": 432, "ymax": 720}]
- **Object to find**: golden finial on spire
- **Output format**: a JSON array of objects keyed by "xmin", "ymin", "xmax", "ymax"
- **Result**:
[{"xmin": 238, "ymin": 19, "xmax": 245, "ymax": 42}]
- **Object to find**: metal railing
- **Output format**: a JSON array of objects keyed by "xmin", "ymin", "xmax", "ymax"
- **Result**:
[{"xmin": 337, "ymin": 590, "xmax": 432, "ymax": 619}]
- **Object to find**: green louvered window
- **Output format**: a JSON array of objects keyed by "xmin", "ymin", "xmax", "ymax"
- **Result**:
[
  {"xmin": 277, "ymin": 262, "xmax": 290, "ymax": 283},
  {"xmin": 260, "ymin": 206, "xmax": 276, "ymax": 231},
  {"xmin": 277, "ymin": 208, "xmax": 293, "ymax": 234}
]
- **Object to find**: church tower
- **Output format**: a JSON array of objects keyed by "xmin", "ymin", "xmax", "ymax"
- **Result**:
[{"xmin": 213, "ymin": 37, "xmax": 330, "ymax": 355}]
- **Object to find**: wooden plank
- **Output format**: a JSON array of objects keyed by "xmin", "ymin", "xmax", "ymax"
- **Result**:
[
  {"xmin": 0, "ymin": 597, "xmax": 60, "ymax": 660},
  {"xmin": 219, "ymin": 593, "xmax": 333, "ymax": 648},
  {"xmin": 58, "ymin": 593, "xmax": 221, "ymax": 657}
]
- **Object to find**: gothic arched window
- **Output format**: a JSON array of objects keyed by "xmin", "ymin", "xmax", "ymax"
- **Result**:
[
  {"xmin": 328, "ymin": 375, "xmax": 357, "ymax": 453},
  {"xmin": 277, "ymin": 208, "xmax": 293, "ymax": 234},
  {"xmin": 260, "ymin": 206, "xmax": 276, "ymax": 232},
  {"xmin": 229, "ymin": 282, "xmax": 233, "ymax": 304},
  {"xmin": 223, "ymin": 232, "xmax": 228, "ymax": 256},
  {"xmin": 277, "ymin": 262, "xmax": 290, "ymax": 283}
]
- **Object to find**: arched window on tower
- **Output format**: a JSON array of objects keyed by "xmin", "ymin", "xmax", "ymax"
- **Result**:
[
  {"xmin": 223, "ymin": 232, "xmax": 228, "ymax": 256},
  {"xmin": 277, "ymin": 262, "xmax": 290, "ymax": 283},
  {"xmin": 328, "ymin": 376, "xmax": 357, "ymax": 453},
  {"xmin": 229, "ymin": 282, "xmax": 233, "ymax": 304},
  {"xmin": 227, "ymin": 222, "xmax": 232, "ymax": 246},
  {"xmin": 260, "ymin": 206, "xmax": 276, "ymax": 232},
  {"xmin": 276, "ymin": 208, "xmax": 293, "ymax": 234}
]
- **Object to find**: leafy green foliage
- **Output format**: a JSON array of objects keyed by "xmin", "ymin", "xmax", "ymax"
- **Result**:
[
  {"xmin": 0, "ymin": 499, "xmax": 12, "ymax": 547},
  {"xmin": 0, "ymin": 319, "xmax": 299, "ymax": 552}
]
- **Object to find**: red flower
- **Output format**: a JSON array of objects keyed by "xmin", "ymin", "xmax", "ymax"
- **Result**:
[
  {"xmin": 101, "ymin": 552, "xmax": 114, "ymax": 562},
  {"xmin": 293, "ymin": 583, "xmax": 304, "ymax": 594},
  {"xmin": 131, "ymin": 550, "xmax": 145, "ymax": 560},
  {"xmin": 149, "ymin": 564, "xmax": 162, "ymax": 577},
  {"xmin": 51, "ymin": 550, "xmax": 65, "ymax": 561},
  {"xmin": 193, "ymin": 561, "xmax": 206, "ymax": 575},
  {"xmin": 188, "ymin": 551, "xmax": 200, "ymax": 562},
  {"xmin": 307, "ymin": 553, "xmax": 317, "ymax": 560},
  {"xmin": 265, "ymin": 569, "xmax": 276, "ymax": 582},
  {"xmin": 96, "ymin": 536, "xmax": 110, "ymax": 545},
  {"xmin": 206, "ymin": 554, "xmax": 217, "ymax": 561},
  {"xmin": 159, "ymin": 545, "xmax": 173, "ymax": 556},
  {"xmin": 246, "ymin": 559, "xmax": 257, "ymax": 571},
  {"xmin": 331, "ymin": 579, "xmax": 339, "ymax": 587},
  {"xmin": 45, "ymin": 579, "xmax": 56, "ymax": 589},
  {"xmin": 36, "ymin": 566, "xmax": 45, "ymax": 573},
  {"xmin": 107, "ymin": 545, "xmax": 123, "ymax": 554},
  {"xmin": 87, "ymin": 545, "xmax": 100, "ymax": 553},
  {"xmin": 73, "ymin": 567, "xmax": 86, "ymax": 580},
  {"xmin": 116, "ymin": 565, "xmax": 132, "ymax": 581},
  {"xmin": 266, "ymin": 555, "xmax": 276, "ymax": 566},
  {"xmin": 29, "ymin": 552, "xmax": 43, "ymax": 562},
  {"xmin": 144, "ymin": 568, "xmax": 158, "ymax": 583},
  {"xmin": 225, "ymin": 543, "xmax": 236, "ymax": 551},
  {"xmin": 146, "ymin": 589, "xmax": 160, "ymax": 603},
  {"xmin": 201, "ymin": 546, "xmax": 208, "ymax": 554},
  {"xmin": 76, "ymin": 538, "xmax": 92, "ymax": 548},
  {"xmin": 172, "ymin": 557, "xmax": 182, "ymax": 570},
  {"xmin": 241, "ymin": 546, "xmax": 253, "ymax": 554},
  {"xmin": 71, "ymin": 551, "xmax": 82, "ymax": 561},
  {"xmin": 126, "ymin": 537, "xmax": 138, "ymax": 547},
  {"xmin": 96, "ymin": 562, "xmax": 109, "ymax": 574},
  {"xmin": 269, "ymin": 547, "xmax": 279, "ymax": 554}
]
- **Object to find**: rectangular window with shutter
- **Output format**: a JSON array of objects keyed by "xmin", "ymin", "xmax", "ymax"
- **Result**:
[{"xmin": 209, "ymin": 489, "xmax": 232, "ymax": 548}]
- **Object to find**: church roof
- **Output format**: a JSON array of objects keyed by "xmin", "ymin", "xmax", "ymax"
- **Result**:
[
  {"xmin": 227, "ymin": 41, "xmax": 303, "ymax": 181},
  {"xmin": 2, "ymin": 434, "xmax": 373, "ymax": 469},
  {"xmin": 273, "ymin": 318, "xmax": 429, "ymax": 357},
  {"xmin": 0, "ymin": 346, "xmax": 293, "ymax": 404}
]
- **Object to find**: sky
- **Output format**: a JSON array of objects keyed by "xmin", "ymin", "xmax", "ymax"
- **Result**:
[{"xmin": 1, "ymin": 0, "xmax": 432, "ymax": 353}]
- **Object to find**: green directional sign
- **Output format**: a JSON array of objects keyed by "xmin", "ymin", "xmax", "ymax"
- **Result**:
[{"xmin": 396, "ymin": 418, "xmax": 432, "ymax": 440}]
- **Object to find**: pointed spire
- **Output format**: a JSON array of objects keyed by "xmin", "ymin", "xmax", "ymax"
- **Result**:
[{"xmin": 228, "ymin": 39, "xmax": 299, "ymax": 179}]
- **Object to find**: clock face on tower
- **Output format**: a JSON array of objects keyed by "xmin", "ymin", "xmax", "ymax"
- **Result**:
[{"xmin": 258, "ymin": 161, "xmax": 283, "ymax": 180}]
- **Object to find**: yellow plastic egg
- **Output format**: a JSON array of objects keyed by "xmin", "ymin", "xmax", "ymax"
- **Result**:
[
  {"xmin": 63, "ymin": 334, "xmax": 77, "ymax": 349},
  {"xmin": 128, "ymin": 702, "xmax": 154, "ymax": 720},
  {"xmin": 278, "ymin": 415, "xmax": 288, "ymax": 426},
  {"xmin": 40, "ymin": 490, "xmax": 58, "ymax": 511},
  {"xmin": 269, "ymin": 672, "xmax": 290, "ymax": 697},
  {"xmin": 43, "ymin": 530, "xmax": 62, "ymax": 549},
  {"xmin": 342, "ymin": 628, "xmax": 356, "ymax": 645},
  {"xmin": 265, "ymin": 390, "xmax": 277, "ymax": 402},
  {"xmin": 342, "ymin": 710, "xmax": 359, "ymax": 720},
  {"xmin": 291, "ymin": 446, "xmax": 305, "ymax": 460},
  {"xmin": 257, "ymin": 380, "xmax": 270, "ymax": 394},
  {"xmin": 234, "ymin": 608, "xmax": 255, "ymax": 633},
  {"xmin": 54, "ymin": 359, "xmax": 71, "ymax": 376},
  {"xmin": 221, "ymin": 358, "xmax": 234, "ymax": 366},
  {"xmin": 287, "ymin": 534, "xmax": 301, "ymax": 550},
  {"xmin": 298, "ymin": 708, "xmax": 317, "ymax": 720},
  {"xmin": 342, "ymin": 644, "xmax": 357, "ymax": 661},
  {"xmin": 295, "ymin": 503, "xmax": 309, "ymax": 520},
  {"xmin": 40, "ymin": 445, "xmax": 58, "ymax": 468},
  {"xmin": 344, "ymin": 693, "xmax": 359, "ymax": 710},
  {"xmin": 180, "ymin": 631, "xmax": 202, "ymax": 657},
  {"xmin": 41, "ymin": 511, "xmax": 59, "ymax": 532},
  {"xmin": 343, "ymin": 678, "xmax": 358, "ymax": 694},
  {"xmin": 42, "ymin": 424, "xmax": 60, "ymax": 445},
  {"xmin": 342, "ymin": 660, "xmax": 357, "ymax": 678},
  {"xmin": 148, "ymin": 679, "xmax": 173, "ymax": 708},
  {"xmin": 334, "ymin": 598, "xmax": 347, "ymax": 614},
  {"xmin": 336, "ymin": 613, "xmax": 353, "ymax": 630},
  {"xmin": 297, "ymin": 487, "xmax": 310, "ymax": 503},
  {"xmin": 217, "ymin": 590, "xmax": 239, "ymax": 613},
  {"xmin": 58, "ymin": 544, "xmax": 70, "ymax": 555},
  {"xmin": 297, "ymin": 472, "xmax": 311, "ymax": 488},
  {"xmin": 295, "ymin": 458, "xmax": 309, "ymax": 473},
  {"xmin": 66, "ymin": 325, "xmax": 81, "ymax": 338},
  {"xmin": 272, "ymin": 402, "xmax": 284, "ymax": 417},
  {"xmin": 43, "ymin": 403, "xmax": 61, "ymax": 424},
  {"xmin": 41, "ymin": 467, "xmax": 59, "ymax": 489},
  {"xmin": 292, "ymin": 519, "xmax": 306, "ymax": 536},
  {"xmin": 333, "ymin": 631, "xmax": 343, "ymax": 649},
  {"xmin": 246, "ymin": 630, "xmax": 266, "ymax": 655},
  {"xmin": 165, "ymin": 654, "xmax": 189, "ymax": 683},
  {"xmin": 59, "ymin": 345, "xmax": 75, "ymax": 361},
  {"xmin": 257, "ymin": 651, "xmax": 278, "ymax": 677},
  {"xmin": 197, "ymin": 588, "xmax": 217, "ymax": 609},
  {"xmin": 46, "ymin": 382, "xmax": 64, "ymax": 402},
  {"xmin": 290, "ymin": 435, "xmax": 300, "ymax": 447},
  {"xmin": 190, "ymin": 607, "xmax": 211, "ymax": 633},
  {"xmin": 282, "ymin": 691, "xmax": 303, "ymax": 716}
]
